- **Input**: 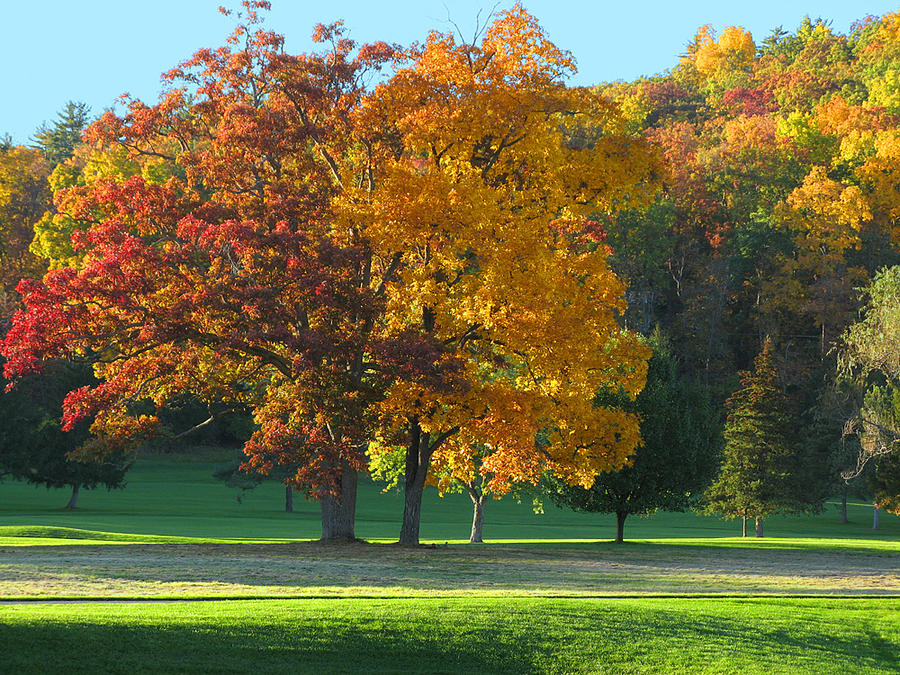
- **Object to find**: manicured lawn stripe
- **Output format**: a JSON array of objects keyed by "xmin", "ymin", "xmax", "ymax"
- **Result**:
[
  {"xmin": 1, "ymin": 454, "xmax": 897, "ymax": 543},
  {"xmin": 2, "ymin": 597, "xmax": 898, "ymax": 674}
]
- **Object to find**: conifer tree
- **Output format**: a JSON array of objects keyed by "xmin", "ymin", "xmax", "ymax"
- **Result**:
[
  {"xmin": 32, "ymin": 101, "xmax": 90, "ymax": 168},
  {"xmin": 705, "ymin": 339, "xmax": 799, "ymax": 536}
]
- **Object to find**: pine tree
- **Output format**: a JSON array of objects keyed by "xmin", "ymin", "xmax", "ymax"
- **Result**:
[
  {"xmin": 705, "ymin": 339, "xmax": 799, "ymax": 536},
  {"xmin": 32, "ymin": 101, "xmax": 90, "ymax": 167}
]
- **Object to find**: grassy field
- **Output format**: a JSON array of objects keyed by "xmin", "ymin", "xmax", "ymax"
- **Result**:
[
  {"xmin": 1, "ymin": 449, "xmax": 897, "ymax": 543},
  {"xmin": 2, "ymin": 452, "xmax": 898, "ymax": 673},
  {"xmin": 2, "ymin": 597, "xmax": 899, "ymax": 673}
]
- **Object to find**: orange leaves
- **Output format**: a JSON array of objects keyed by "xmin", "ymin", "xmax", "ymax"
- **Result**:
[{"xmin": 346, "ymin": 6, "xmax": 654, "ymax": 499}]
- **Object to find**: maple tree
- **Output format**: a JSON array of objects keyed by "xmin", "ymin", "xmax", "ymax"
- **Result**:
[
  {"xmin": 351, "ymin": 6, "xmax": 655, "ymax": 544},
  {"xmin": 3, "ymin": 2, "xmax": 385, "ymax": 539},
  {"xmin": 2, "ymin": 2, "xmax": 653, "ymax": 545}
]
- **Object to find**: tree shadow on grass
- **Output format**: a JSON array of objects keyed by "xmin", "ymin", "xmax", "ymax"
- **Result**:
[
  {"xmin": 2, "ymin": 598, "xmax": 899, "ymax": 673},
  {"xmin": 1, "ymin": 613, "xmax": 541, "ymax": 674}
]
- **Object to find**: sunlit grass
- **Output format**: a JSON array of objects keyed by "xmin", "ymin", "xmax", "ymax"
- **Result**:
[
  {"xmin": 1, "ymin": 452, "xmax": 897, "ymax": 544},
  {"xmin": 2, "ymin": 597, "xmax": 898, "ymax": 674}
]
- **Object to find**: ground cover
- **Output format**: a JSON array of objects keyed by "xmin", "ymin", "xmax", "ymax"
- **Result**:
[
  {"xmin": 2, "ymin": 538, "xmax": 899, "ymax": 598},
  {"xmin": 2, "ymin": 597, "xmax": 898, "ymax": 674},
  {"xmin": 1, "ymin": 452, "xmax": 896, "ymax": 543},
  {"xmin": 2, "ymin": 454, "xmax": 898, "ymax": 672}
]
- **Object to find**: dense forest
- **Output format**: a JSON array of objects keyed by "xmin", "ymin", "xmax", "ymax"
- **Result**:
[{"xmin": 0, "ymin": 3, "xmax": 898, "ymax": 541}]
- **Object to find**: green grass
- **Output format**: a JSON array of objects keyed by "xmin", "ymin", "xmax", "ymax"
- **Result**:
[
  {"xmin": 2, "ymin": 452, "xmax": 898, "ymax": 672},
  {"xmin": 1, "ymin": 450, "xmax": 897, "ymax": 544},
  {"xmin": 2, "ymin": 597, "xmax": 898, "ymax": 674}
]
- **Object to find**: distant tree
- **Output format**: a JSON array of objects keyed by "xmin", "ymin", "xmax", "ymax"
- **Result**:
[
  {"xmin": 213, "ymin": 449, "xmax": 299, "ymax": 513},
  {"xmin": 542, "ymin": 334, "xmax": 722, "ymax": 543},
  {"xmin": 0, "ymin": 145, "xmax": 50, "ymax": 321},
  {"xmin": 705, "ymin": 339, "xmax": 816, "ymax": 536},
  {"xmin": 0, "ymin": 361, "xmax": 130, "ymax": 508},
  {"xmin": 32, "ymin": 102, "xmax": 90, "ymax": 168}
]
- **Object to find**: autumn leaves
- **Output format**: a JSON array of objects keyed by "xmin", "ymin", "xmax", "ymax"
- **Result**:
[{"xmin": 1, "ymin": 5, "xmax": 655, "ymax": 544}]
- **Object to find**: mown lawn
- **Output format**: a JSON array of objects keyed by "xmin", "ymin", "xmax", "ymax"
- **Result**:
[
  {"xmin": 3, "ymin": 597, "xmax": 898, "ymax": 674},
  {"xmin": 2, "ymin": 453, "xmax": 898, "ymax": 673},
  {"xmin": 1, "ymin": 450, "xmax": 897, "ymax": 543}
]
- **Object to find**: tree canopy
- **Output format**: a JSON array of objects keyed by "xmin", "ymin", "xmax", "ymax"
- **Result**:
[{"xmin": 1, "ymin": 2, "xmax": 653, "ymax": 544}]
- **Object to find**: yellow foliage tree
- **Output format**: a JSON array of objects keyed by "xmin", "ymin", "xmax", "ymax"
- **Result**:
[
  {"xmin": 343, "ymin": 5, "xmax": 655, "ymax": 544},
  {"xmin": 686, "ymin": 25, "xmax": 756, "ymax": 78}
]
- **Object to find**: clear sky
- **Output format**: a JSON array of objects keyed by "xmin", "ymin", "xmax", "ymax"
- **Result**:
[{"xmin": 2, "ymin": 0, "xmax": 898, "ymax": 143}]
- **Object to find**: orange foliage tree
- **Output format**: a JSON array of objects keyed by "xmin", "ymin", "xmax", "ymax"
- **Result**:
[{"xmin": 3, "ymin": 2, "xmax": 653, "ymax": 544}]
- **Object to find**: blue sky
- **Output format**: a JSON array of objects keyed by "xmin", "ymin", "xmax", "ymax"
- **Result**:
[{"xmin": 2, "ymin": 1, "xmax": 898, "ymax": 143}]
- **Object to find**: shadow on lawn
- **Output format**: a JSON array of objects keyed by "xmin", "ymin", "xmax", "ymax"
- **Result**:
[
  {"xmin": 1, "ymin": 615, "xmax": 542, "ymax": 674},
  {"xmin": 2, "ymin": 598, "xmax": 898, "ymax": 673}
]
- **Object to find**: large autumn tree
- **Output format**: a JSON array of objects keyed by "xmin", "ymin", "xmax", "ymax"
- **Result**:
[
  {"xmin": 354, "ymin": 6, "xmax": 655, "ymax": 544},
  {"xmin": 4, "ymin": 2, "xmax": 387, "ymax": 539},
  {"xmin": 2, "ymin": 2, "xmax": 653, "ymax": 544}
]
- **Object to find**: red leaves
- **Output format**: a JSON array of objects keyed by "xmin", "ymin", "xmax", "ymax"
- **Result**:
[{"xmin": 721, "ymin": 88, "xmax": 778, "ymax": 117}]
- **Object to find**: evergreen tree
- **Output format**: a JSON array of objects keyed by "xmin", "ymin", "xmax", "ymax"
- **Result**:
[
  {"xmin": 0, "ymin": 361, "xmax": 130, "ymax": 507},
  {"xmin": 705, "ymin": 339, "xmax": 805, "ymax": 536},
  {"xmin": 32, "ymin": 101, "xmax": 90, "ymax": 167},
  {"xmin": 543, "ymin": 334, "xmax": 722, "ymax": 543}
]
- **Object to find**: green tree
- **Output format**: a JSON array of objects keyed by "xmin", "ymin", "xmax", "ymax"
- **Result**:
[
  {"xmin": 0, "ymin": 361, "xmax": 130, "ymax": 507},
  {"xmin": 32, "ymin": 101, "xmax": 90, "ymax": 168},
  {"xmin": 542, "ymin": 334, "xmax": 721, "ymax": 543},
  {"xmin": 705, "ymin": 339, "xmax": 808, "ymax": 536},
  {"xmin": 839, "ymin": 266, "xmax": 900, "ymax": 487}
]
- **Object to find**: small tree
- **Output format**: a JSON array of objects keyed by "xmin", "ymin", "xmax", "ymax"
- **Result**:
[
  {"xmin": 0, "ymin": 361, "xmax": 130, "ymax": 507},
  {"xmin": 542, "ymin": 334, "xmax": 721, "ymax": 543},
  {"xmin": 705, "ymin": 339, "xmax": 804, "ymax": 536},
  {"xmin": 214, "ymin": 449, "xmax": 300, "ymax": 513}
]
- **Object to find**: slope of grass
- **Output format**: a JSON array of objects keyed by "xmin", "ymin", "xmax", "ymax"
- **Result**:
[
  {"xmin": 2, "ymin": 597, "xmax": 898, "ymax": 674},
  {"xmin": 1, "ymin": 451, "xmax": 897, "ymax": 544}
]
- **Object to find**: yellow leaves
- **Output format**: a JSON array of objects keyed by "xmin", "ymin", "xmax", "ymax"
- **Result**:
[
  {"xmin": 341, "ymin": 6, "xmax": 654, "ymax": 499},
  {"xmin": 856, "ymin": 130, "xmax": 900, "ymax": 237},
  {"xmin": 481, "ymin": 4, "xmax": 577, "ymax": 84},
  {"xmin": 782, "ymin": 166, "xmax": 870, "ymax": 255},
  {"xmin": 688, "ymin": 25, "xmax": 755, "ymax": 78}
]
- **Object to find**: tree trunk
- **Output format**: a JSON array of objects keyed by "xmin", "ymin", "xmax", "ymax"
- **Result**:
[
  {"xmin": 840, "ymin": 489, "xmax": 848, "ymax": 524},
  {"xmin": 320, "ymin": 464, "xmax": 358, "ymax": 540},
  {"xmin": 755, "ymin": 517, "xmax": 764, "ymax": 538},
  {"xmin": 399, "ymin": 419, "xmax": 432, "ymax": 546},
  {"xmin": 741, "ymin": 515, "xmax": 747, "ymax": 537},
  {"xmin": 615, "ymin": 511, "xmax": 627, "ymax": 544},
  {"xmin": 65, "ymin": 484, "xmax": 79, "ymax": 510},
  {"xmin": 469, "ymin": 492, "xmax": 485, "ymax": 543},
  {"xmin": 285, "ymin": 485, "xmax": 294, "ymax": 513},
  {"xmin": 873, "ymin": 503, "xmax": 881, "ymax": 530}
]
